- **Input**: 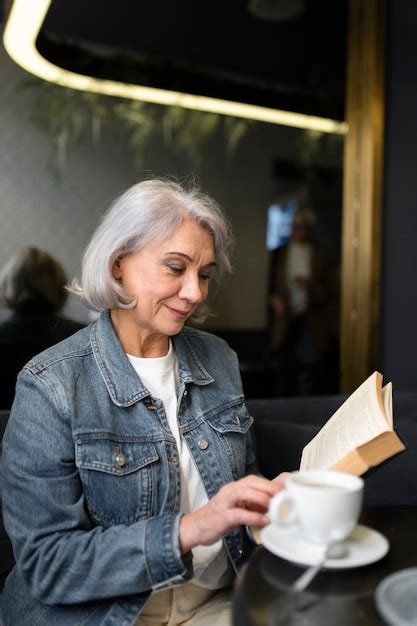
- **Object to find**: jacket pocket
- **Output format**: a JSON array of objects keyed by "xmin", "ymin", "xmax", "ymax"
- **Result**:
[
  {"xmin": 206, "ymin": 404, "xmax": 254, "ymax": 479},
  {"xmin": 75, "ymin": 433, "xmax": 159, "ymax": 527},
  {"xmin": 206, "ymin": 404, "xmax": 253, "ymax": 435}
]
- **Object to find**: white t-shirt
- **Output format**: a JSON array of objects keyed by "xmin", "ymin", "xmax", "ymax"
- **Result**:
[
  {"xmin": 127, "ymin": 341, "xmax": 231, "ymax": 589},
  {"xmin": 286, "ymin": 242, "xmax": 312, "ymax": 315}
]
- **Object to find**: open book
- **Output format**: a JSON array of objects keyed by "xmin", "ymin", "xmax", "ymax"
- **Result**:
[{"xmin": 300, "ymin": 372, "xmax": 406, "ymax": 475}]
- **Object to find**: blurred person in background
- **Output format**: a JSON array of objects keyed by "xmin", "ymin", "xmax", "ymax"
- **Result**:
[
  {"xmin": 269, "ymin": 208, "xmax": 335, "ymax": 396},
  {"xmin": 0, "ymin": 246, "xmax": 84, "ymax": 408}
]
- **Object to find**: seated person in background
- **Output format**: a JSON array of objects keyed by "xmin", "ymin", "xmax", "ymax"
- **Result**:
[
  {"xmin": 2, "ymin": 179, "xmax": 287, "ymax": 626},
  {"xmin": 269, "ymin": 208, "xmax": 334, "ymax": 396},
  {"xmin": 0, "ymin": 246, "xmax": 84, "ymax": 408}
]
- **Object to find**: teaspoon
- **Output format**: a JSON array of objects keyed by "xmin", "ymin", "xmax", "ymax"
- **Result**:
[{"xmin": 291, "ymin": 542, "xmax": 348, "ymax": 593}]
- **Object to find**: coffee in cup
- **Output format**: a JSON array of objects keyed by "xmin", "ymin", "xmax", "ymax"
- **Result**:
[{"xmin": 269, "ymin": 470, "xmax": 364, "ymax": 545}]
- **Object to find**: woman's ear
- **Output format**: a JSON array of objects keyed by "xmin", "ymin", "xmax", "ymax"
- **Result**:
[{"xmin": 112, "ymin": 258, "xmax": 122, "ymax": 281}]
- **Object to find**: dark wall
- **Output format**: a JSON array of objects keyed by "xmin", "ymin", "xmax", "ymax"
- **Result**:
[{"xmin": 379, "ymin": 1, "xmax": 417, "ymax": 390}]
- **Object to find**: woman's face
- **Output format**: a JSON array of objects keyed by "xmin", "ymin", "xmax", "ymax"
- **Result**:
[{"xmin": 113, "ymin": 219, "xmax": 216, "ymax": 340}]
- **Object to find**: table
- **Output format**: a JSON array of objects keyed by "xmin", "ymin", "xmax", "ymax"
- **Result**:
[{"xmin": 232, "ymin": 506, "xmax": 417, "ymax": 625}]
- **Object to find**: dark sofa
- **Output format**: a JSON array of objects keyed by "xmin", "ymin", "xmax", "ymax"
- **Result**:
[
  {"xmin": 1, "ymin": 392, "xmax": 416, "ymax": 617},
  {"xmin": 0, "ymin": 412, "xmax": 13, "ymax": 592},
  {"xmin": 0, "ymin": 411, "xmax": 13, "ymax": 623}
]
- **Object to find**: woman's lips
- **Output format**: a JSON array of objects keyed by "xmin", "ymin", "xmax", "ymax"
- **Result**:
[{"xmin": 165, "ymin": 305, "xmax": 191, "ymax": 320}]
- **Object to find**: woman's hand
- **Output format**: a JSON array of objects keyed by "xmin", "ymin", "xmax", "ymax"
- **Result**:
[
  {"xmin": 272, "ymin": 471, "xmax": 291, "ymax": 490},
  {"xmin": 179, "ymin": 474, "xmax": 281, "ymax": 554},
  {"xmin": 251, "ymin": 472, "xmax": 290, "ymax": 543}
]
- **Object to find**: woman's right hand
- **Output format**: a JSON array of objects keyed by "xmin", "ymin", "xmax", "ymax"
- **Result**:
[{"xmin": 179, "ymin": 474, "xmax": 280, "ymax": 554}]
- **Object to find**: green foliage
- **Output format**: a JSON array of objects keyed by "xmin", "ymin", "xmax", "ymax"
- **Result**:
[{"xmin": 25, "ymin": 80, "xmax": 250, "ymax": 172}]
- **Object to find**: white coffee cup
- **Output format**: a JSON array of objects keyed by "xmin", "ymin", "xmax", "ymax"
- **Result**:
[{"xmin": 269, "ymin": 470, "xmax": 364, "ymax": 545}]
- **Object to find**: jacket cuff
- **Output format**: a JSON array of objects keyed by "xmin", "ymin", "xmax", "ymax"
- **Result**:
[{"xmin": 144, "ymin": 513, "xmax": 193, "ymax": 590}]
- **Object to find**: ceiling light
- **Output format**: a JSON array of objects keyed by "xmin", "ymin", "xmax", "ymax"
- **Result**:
[
  {"xmin": 248, "ymin": 0, "xmax": 306, "ymax": 22},
  {"xmin": 3, "ymin": 0, "xmax": 347, "ymax": 135}
]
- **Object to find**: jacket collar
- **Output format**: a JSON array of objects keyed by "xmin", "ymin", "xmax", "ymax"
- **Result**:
[{"xmin": 90, "ymin": 310, "xmax": 214, "ymax": 407}]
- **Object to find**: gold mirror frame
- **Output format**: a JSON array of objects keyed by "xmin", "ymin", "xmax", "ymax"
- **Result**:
[{"xmin": 341, "ymin": 0, "xmax": 385, "ymax": 392}]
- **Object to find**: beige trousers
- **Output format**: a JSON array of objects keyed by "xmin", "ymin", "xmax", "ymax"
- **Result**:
[{"xmin": 134, "ymin": 582, "xmax": 232, "ymax": 626}]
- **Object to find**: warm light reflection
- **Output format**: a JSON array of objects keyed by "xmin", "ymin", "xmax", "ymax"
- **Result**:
[{"xmin": 3, "ymin": 0, "xmax": 348, "ymax": 135}]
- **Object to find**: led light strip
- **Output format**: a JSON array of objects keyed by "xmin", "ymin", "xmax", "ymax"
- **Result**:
[{"xmin": 3, "ymin": 0, "xmax": 348, "ymax": 134}]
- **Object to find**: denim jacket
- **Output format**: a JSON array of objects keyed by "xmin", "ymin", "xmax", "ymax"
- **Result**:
[{"xmin": 2, "ymin": 310, "xmax": 256, "ymax": 625}]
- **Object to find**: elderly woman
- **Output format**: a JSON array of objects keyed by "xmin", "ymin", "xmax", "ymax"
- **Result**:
[{"xmin": 2, "ymin": 180, "xmax": 285, "ymax": 626}]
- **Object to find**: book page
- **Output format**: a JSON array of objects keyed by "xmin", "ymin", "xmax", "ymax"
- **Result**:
[
  {"xmin": 382, "ymin": 382, "xmax": 393, "ymax": 427},
  {"xmin": 300, "ymin": 372, "xmax": 391, "ymax": 470}
]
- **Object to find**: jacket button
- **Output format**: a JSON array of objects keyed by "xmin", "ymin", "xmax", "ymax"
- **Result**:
[
  {"xmin": 115, "ymin": 452, "xmax": 126, "ymax": 467},
  {"xmin": 198, "ymin": 438, "xmax": 209, "ymax": 450},
  {"xmin": 183, "ymin": 389, "xmax": 188, "ymax": 397}
]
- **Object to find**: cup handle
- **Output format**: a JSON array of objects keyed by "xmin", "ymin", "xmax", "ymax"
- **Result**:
[{"xmin": 269, "ymin": 491, "xmax": 297, "ymax": 526}]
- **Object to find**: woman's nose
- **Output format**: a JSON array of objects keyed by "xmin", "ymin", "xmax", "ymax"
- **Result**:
[{"xmin": 179, "ymin": 274, "xmax": 204, "ymax": 303}]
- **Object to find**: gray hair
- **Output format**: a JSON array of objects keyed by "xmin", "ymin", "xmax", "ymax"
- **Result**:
[
  {"xmin": 0, "ymin": 246, "xmax": 68, "ymax": 312},
  {"xmin": 69, "ymin": 179, "xmax": 233, "ymax": 321}
]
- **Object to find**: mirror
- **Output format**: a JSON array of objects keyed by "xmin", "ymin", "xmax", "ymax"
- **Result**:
[{"xmin": 0, "ymin": 0, "xmax": 383, "ymax": 400}]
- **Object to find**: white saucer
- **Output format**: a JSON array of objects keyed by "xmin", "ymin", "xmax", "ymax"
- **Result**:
[{"xmin": 261, "ymin": 523, "xmax": 389, "ymax": 569}]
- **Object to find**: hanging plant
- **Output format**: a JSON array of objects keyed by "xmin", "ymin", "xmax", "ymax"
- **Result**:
[
  {"xmin": 163, "ymin": 107, "xmax": 221, "ymax": 165},
  {"xmin": 23, "ymin": 79, "xmax": 250, "ymax": 173}
]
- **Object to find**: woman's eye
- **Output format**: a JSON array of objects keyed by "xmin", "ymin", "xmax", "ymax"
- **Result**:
[
  {"xmin": 167, "ymin": 265, "xmax": 183, "ymax": 274},
  {"xmin": 200, "ymin": 273, "xmax": 212, "ymax": 282}
]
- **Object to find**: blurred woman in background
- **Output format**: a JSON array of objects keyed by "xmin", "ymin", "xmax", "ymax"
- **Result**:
[{"xmin": 0, "ymin": 246, "xmax": 83, "ymax": 408}]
